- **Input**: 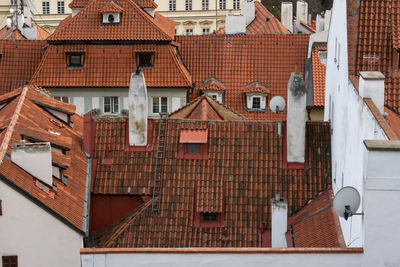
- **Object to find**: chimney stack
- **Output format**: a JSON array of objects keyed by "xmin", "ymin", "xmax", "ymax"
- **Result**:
[
  {"xmin": 316, "ymin": 14, "xmax": 324, "ymax": 32},
  {"xmin": 128, "ymin": 71, "xmax": 148, "ymax": 146},
  {"xmin": 242, "ymin": 0, "xmax": 255, "ymax": 26},
  {"xmin": 296, "ymin": 0, "xmax": 308, "ymax": 24},
  {"xmin": 281, "ymin": 2, "xmax": 293, "ymax": 33},
  {"xmin": 359, "ymin": 71, "xmax": 385, "ymax": 114},
  {"xmin": 287, "ymin": 72, "xmax": 306, "ymax": 163},
  {"xmin": 324, "ymin": 10, "xmax": 332, "ymax": 32},
  {"xmin": 226, "ymin": 14, "xmax": 246, "ymax": 34},
  {"xmin": 271, "ymin": 194, "xmax": 288, "ymax": 248}
]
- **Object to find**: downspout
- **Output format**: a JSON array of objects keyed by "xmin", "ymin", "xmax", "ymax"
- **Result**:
[{"xmin": 82, "ymin": 151, "xmax": 92, "ymax": 238}]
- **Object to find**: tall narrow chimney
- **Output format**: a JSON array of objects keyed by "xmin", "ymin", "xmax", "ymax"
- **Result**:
[
  {"xmin": 287, "ymin": 72, "xmax": 306, "ymax": 163},
  {"xmin": 281, "ymin": 2, "xmax": 293, "ymax": 33},
  {"xmin": 271, "ymin": 194, "xmax": 288, "ymax": 248},
  {"xmin": 128, "ymin": 71, "xmax": 148, "ymax": 146},
  {"xmin": 316, "ymin": 14, "xmax": 324, "ymax": 32},
  {"xmin": 359, "ymin": 71, "xmax": 385, "ymax": 114},
  {"xmin": 296, "ymin": 0, "xmax": 308, "ymax": 24}
]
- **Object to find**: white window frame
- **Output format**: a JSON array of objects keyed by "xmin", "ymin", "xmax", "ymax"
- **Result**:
[
  {"xmin": 152, "ymin": 97, "xmax": 168, "ymax": 114},
  {"xmin": 185, "ymin": 0, "xmax": 192, "ymax": 10},
  {"xmin": 54, "ymin": 96, "xmax": 70, "ymax": 103},
  {"xmin": 233, "ymin": 0, "xmax": 240, "ymax": 10},
  {"xmin": 169, "ymin": 0, "xmax": 176, "ymax": 11},
  {"xmin": 42, "ymin": 1, "xmax": 50, "ymax": 14},
  {"xmin": 246, "ymin": 93, "xmax": 267, "ymax": 112},
  {"xmin": 186, "ymin": 28, "xmax": 193, "ymax": 36},
  {"xmin": 202, "ymin": 0, "xmax": 209, "ymax": 10},
  {"xmin": 103, "ymin": 96, "xmax": 120, "ymax": 114},
  {"xmin": 219, "ymin": 0, "xmax": 226, "ymax": 10},
  {"xmin": 252, "ymin": 96, "xmax": 261, "ymax": 109},
  {"xmin": 202, "ymin": 28, "xmax": 210, "ymax": 35},
  {"xmin": 57, "ymin": 1, "xmax": 64, "ymax": 14}
]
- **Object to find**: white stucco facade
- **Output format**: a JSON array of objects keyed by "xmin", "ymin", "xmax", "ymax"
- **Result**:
[{"xmin": 0, "ymin": 179, "xmax": 83, "ymax": 267}]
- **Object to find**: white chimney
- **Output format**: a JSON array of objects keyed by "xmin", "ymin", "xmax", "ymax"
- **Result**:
[
  {"xmin": 225, "ymin": 14, "xmax": 246, "ymax": 34},
  {"xmin": 359, "ymin": 71, "xmax": 385, "ymax": 114},
  {"xmin": 287, "ymin": 72, "xmax": 306, "ymax": 163},
  {"xmin": 11, "ymin": 141, "xmax": 53, "ymax": 186},
  {"xmin": 316, "ymin": 14, "xmax": 324, "ymax": 32},
  {"xmin": 242, "ymin": 0, "xmax": 255, "ymax": 26},
  {"xmin": 324, "ymin": 10, "xmax": 332, "ymax": 32},
  {"xmin": 129, "ymin": 71, "xmax": 148, "ymax": 146},
  {"xmin": 296, "ymin": 0, "xmax": 308, "ymax": 24},
  {"xmin": 271, "ymin": 194, "xmax": 288, "ymax": 248},
  {"xmin": 281, "ymin": 2, "xmax": 293, "ymax": 33}
]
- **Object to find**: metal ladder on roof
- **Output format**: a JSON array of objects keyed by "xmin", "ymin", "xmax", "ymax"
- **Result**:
[{"xmin": 151, "ymin": 112, "xmax": 168, "ymax": 213}]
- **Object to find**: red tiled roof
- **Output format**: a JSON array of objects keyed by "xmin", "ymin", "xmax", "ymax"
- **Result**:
[
  {"xmin": 312, "ymin": 46, "xmax": 326, "ymax": 107},
  {"xmin": 30, "ymin": 44, "xmax": 192, "ymax": 88},
  {"xmin": 0, "ymin": 26, "xmax": 26, "ymax": 40},
  {"xmin": 69, "ymin": 0, "xmax": 90, "ymax": 8},
  {"xmin": 179, "ymin": 129, "xmax": 208, "ymax": 143},
  {"xmin": 135, "ymin": 0, "xmax": 157, "ymax": 9},
  {"xmin": 287, "ymin": 188, "xmax": 345, "ymax": 248},
  {"xmin": 0, "ymin": 86, "xmax": 87, "ymax": 231},
  {"xmin": 48, "ymin": 0, "xmax": 174, "ymax": 41},
  {"xmin": 177, "ymin": 35, "xmax": 309, "ymax": 121},
  {"xmin": 89, "ymin": 118, "xmax": 332, "ymax": 247},
  {"xmin": 299, "ymin": 21, "xmax": 316, "ymax": 33},
  {"xmin": 100, "ymin": 1, "xmax": 123, "ymax": 13},
  {"xmin": 216, "ymin": 2, "xmax": 290, "ymax": 35},
  {"xmin": 0, "ymin": 40, "xmax": 46, "ymax": 95},
  {"xmin": 200, "ymin": 77, "xmax": 226, "ymax": 91},
  {"xmin": 245, "ymin": 81, "xmax": 269, "ymax": 94}
]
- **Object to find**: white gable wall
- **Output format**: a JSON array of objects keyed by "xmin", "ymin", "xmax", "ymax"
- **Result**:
[{"xmin": 0, "ymin": 179, "xmax": 83, "ymax": 267}]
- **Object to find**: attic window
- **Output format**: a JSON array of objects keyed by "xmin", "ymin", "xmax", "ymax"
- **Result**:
[
  {"xmin": 246, "ymin": 93, "xmax": 267, "ymax": 112},
  {"xmin": 252, "ymin": 96, "xmax": 261, "ymax": 109},
  {"xmin": 187, "ymin": 143, "xmax": 201, "ymax": 153},
  {"xmin": 66, "ymin": 53, "xmax": 84, "ymax": 68},
  {"xmin": 202, "ymin": 212, "xmax": 218, "ymax": 222},
  {"xmin": 108, "ymin": 14, "xmax": 114, "ymax": 23},
  {"xmin": 137, "ymin": 52, "xmax": 155, "ymax": 69},
  {"xmin": 178, "ymin": 129, "xmax": 208, "ymax": 160}
]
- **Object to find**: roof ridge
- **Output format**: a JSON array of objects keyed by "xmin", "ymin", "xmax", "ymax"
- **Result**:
[
  {"xmin": 167, "ymin": 45, "xmax": 192, "ymax": 86},
  {"xmin": 0, "ymin": 86, "xmax": 28, "ymax": 164}
]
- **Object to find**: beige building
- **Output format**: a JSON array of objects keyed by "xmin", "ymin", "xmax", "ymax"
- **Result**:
[
  {"xmin": 0, "ymin": 0, "xmax": 71, "ymax": 32},
  {"xmin": 154, "ymin": 0, "xmax": 260, "ymax": 35}
]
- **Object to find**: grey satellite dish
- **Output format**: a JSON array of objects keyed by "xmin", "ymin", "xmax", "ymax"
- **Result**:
[
  {"xmin": 9, "ymin": 8, "xmax": 15, "ymax": 14},
  {"xmin": 269, "ymin": 96, "xmax": 286, "ymax": 114},
  {"xmin": 333, "ymin": 186, "xmax": 361, "ymax": 220},
  {"xmin": 6, "ymin": 18, "xmax": 12, "ymax": 28}
]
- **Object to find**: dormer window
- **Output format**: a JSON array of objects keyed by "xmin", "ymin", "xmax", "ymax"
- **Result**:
[
  {"xmin": 252, "ymin": 96, "xmax": 261, "ymax": 109},
  {"xmin": 200, "ymin": 78, "xmax": 226, "ymax": 103},
  {"xmin": 245, "ymin": 82, "xmax": 269, "ymax": 112},
  {"xmin": 66, "ymin": 53, "xmax": 84, "ymax": 68},
  {"xmin": 203, "ymin": 90, "xmax": 224, "ymax": 103},
  {"xmin": 202, "ymin": 212, "xmax": 218, "ymax": 222},
  {"xmin": 108, "ymin": 14, "xmax": 114, "ymax": 23},
  {"xmin": 102, "ymin": 12, "xmax": 121, "ymax": 24},
  {"xmin": 137, "ymin": 52, "xmax": 155, "ymax": 69},
  {"xmin": 100, "ymin": 1, "xmax": 122, "ymax": 24},
  {"xmin": 178, "ymin": 129, "xmax": 208, "ymax": 160}
]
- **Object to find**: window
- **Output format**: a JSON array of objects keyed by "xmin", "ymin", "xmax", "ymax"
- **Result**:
[
  {"xmin": 10, "ymin": 0, "xmax": 17, "ymax": 5},
  {"xmin": 233, "ymin": 0, "xmax": 240, "ymax": 9},
  {"xmin": 186, "ymin": 28, "xmax": 193, "ymax": 35},
  {"xmin": 202, "ymin": 212, "xmax": 218, "ymax": 222},
  {"xmin": 57, "ymin": 1, "xmax": 64, "ymax": 14},
  {"xmin": 2, "ymin": 256, "xmax": 17, "ymax": 267},
  {"xmin": 202, "ymin": 28, "xmax": 210, "ymax": 35},
  {"xmin": 54, "ymin": 96, "xmax": 70, "ymax": 103},
  {"xmin": 187, "ymin": 144, "xmax": 201, "ymax": 153},
  {"xmin": 42, "ymin": 1, "xmax": 50, "ymax": 14},
  {"xmin": 178, "ymin": 129, "xmax": 208, "ymax": 160},
  {"xmin": 137, "ymin": 52, "xmax": 155, "ymax": 69},
  {"xmin": 252, "ymin": 96, "xmax": 261, "ymax": 109},
  {"xmin": 108, "ymin": 14, "xmax": 114, "ymax": 23},
  {"xmin": 185, "ymin": 0, "xmax": 192, "ymax": 10},
  {"xmin": 202, "ymin": 0, "xmax": 209, "ymax": 10},
  {"xmin": 103, "ymin": 96, "xmax": 119, "ymax": 114},
  {"xmin": 66, "ymin": 53, "xmax": 84, "ymax": 68},
  {"xmin": 219, "ymin": 0, "xmax": 226, "ymax": 10},
  {"xmin": 153, "ymin": 97, "xmax": 168, "ymax": 114},
  {"xmin": 169, "ymin": 0, "xmax": 176, "ymax": 11}
]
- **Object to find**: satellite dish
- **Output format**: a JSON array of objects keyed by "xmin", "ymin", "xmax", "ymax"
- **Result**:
[
  {"xmin": 9, "ymin": 8, "xmax": 15, "ymax": 14},
  {"xmin": 333, "ymin": 186, "xmax": 361, "ymax": 220},
  {"xmin": 269, "ymin": 96, "xmax": 286, "ymax": 113},
  {"xmin": 6, "ymin": 18, "xmax": 12, "ymax": 28}
]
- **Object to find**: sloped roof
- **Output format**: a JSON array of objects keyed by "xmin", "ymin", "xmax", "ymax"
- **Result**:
[
  {"xmin": 200, "ymin": 77, "xmax": 226, "ymax": 91},
  {"xmin": 0, "ymin": 24, "xmax": 50, "ymax": 41},
  {"xmin": 170, "ymin": 95, "xmax": 246, "ymax": 121},
  {"xmin": 100, "ymin": 1, "xmax": 123, "ymax": 13},
  {"xmin": 177, "ymin": 34, "xmax": 309, "ymax": 121},
  {"xmin": 287, "ymin": 188, "xmax": 345, "ymax": 248},
  {"xmin": 135, "ymin": 0, "xmax": 157, "ymax": 9},
  {"xmin": 30, "ymin": 44, "xmax": 192, "ymax": 88},
  {"xmin": 311, "ymin": 46, "xmax": 326, "ymax": 107},
  {"xmin": 48, "ymin": 0, "xmax": 174, "ymax": 41},
  {"xmin": 88, "ymin": 118, "xmax": 332, "ymax": 247},
  {"xmin": 69, "ymin": 0, "xmax": 90, "ymax": 8},
  {"xmin": 0, "ymin": 87, "xmax": 87, "ymax": 231},
  {"xmin": 0, "ymin": 40, "xmax": 47, "ymax": 95}
]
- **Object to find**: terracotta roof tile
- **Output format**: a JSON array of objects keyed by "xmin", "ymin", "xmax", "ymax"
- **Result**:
[
  {"xmin": 89, "ymin": 118, "xmax": 332, "ymax": 247},
  {"xmin": 0, "ymin": 86, "xmax": 87, "ymax": 231},
  {"xmin": 200, "ymin": 77, "xmax": 226, "ymax": 91},
  {"xmin": 245, "ymin": 81, "xmax": 269, "ymax": 94},
  {"xmin": 69, "ymin": 0, "xmax": 90, "ymax": 8},
  {"xmin": 177, "ymin": 35, "xmax": 309, "ymax": 121},
  {"xmin": 311, "ymin": 46, "xmax": 326, "ymax": 107},
  {"xmin": 0, "ymin": 40, "xmax": 46, "ymax": 95},
  {"xmin": 135, "ymin": 0, "xmax": 157, "ymax": 9},
  {"xmin": 49, "ymin": 0, "xmax": 174, "ymax": 41},
  {"xmin": 100, "ymin": 1, "xmax": 123, "ymax": 13},
  {"xmin": 0, "ymin": 26, "xmax": 26, "ymax": 40}
]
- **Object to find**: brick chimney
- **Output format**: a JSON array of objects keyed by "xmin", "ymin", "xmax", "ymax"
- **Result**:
[
  {"xmin": 11, "ymin": 141, "xmax": 53, "ymax": 186},
  {"xmin": 128, "ymin": 71, "xmax": 148, "ymax": 146},
  {"xmin": 271, "ymin": 194, "xmax": 288, "ymax": 248},
  {"xmin": 359, "ymin": 71, "xmax": 385, "ymax": 114},
  {"xmin": 281, "ymin": 2, "xmax": 293, "ymax": 33},
  {"xmin": 287, "ymin": 72, "xmax": 307, "ymax": 163}
]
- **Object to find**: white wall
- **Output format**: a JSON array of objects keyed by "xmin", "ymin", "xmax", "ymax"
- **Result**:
[
  {"xmin": 0, "ymin": 179, "xmax": 83, "ymax": 267},
  {"xmin": 325, "ymin": 0, "xmax": 388, "ymax": 247}
]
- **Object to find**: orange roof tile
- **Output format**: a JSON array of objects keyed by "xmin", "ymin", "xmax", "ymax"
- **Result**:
[
  {"xmin": 179, "ymin": 129, "xmax": 208, "ymax": 143},
  {"xmin": 0, "ymin": 40, "xmax": 46, "ymax": 95},
  {"xmin": 100, "ymin": 1, "xmax": 123, "ymax": 13},
  {"xmin": 245, "ymin": 81, "xmax": 269, "ymax": 94},
  {"xmin": 88, "ymin": 118, "xmax": 332, "ymax": 247},
  {"xmin": 49, "ymin": 0, "xmax": 174, "ymax": 41},
  {"xmin": 30, "ymin": 44, "xmax": 192, "ymax": 88},
  {"xmin": 0, "ymin": 26, "xmax": 26, "ymax": 40},
  {"xmin": 69, "ymin": 0, "xmax": 90, "ymax": 8},
  {"xmin": 0, "ymin": 86, "xmax": 87, "ymax": 231},
  {"xmin": 311, "ymin": 46, "xmax": 326, "ymax": 107},
  {"xmin": 177, "ymin": 35, "xmax": 309, "ymax": 121},
  {"xmin": 200, "ymin": 77, "xmax": 226, "ymax": 91},
  {"xmin": 135, "ymin": 0, "xmax": 157, "ymax": 9}
]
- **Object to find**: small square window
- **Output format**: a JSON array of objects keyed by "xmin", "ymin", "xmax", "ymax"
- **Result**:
[
  {"xmin": 187, "ymin": 143, "xmax": 201, "ymax": 153},
  {"xmin": 202, "ymin": 28, "xmax": 210, "ymax": 35},
  {"xmin": 42, "ymin": 1, "xmax": 50, "ymax": 14},
  {"xmin": 2, "ymin": 256, "xmax": 17, "ymax": 267},
  {"xmin": 57, "ymin": 1, "xmax": 64, "ymax": 14},
  {"xmin": 186, "ymin": 29, "xmax": 193, "ymax": 36},
  {"xmin": 252, "ymin": 97, "xmax": 261, "ymax": 109},
  {"xmin": 103, "ymin": 96, "xmax": 119, "ymax": 114},
  {"xmin": 152, "ymin": 97, "xmax": 168, "ymax": 114},
  {"xmin": 66, "ymin": 53, "xmax": 84, "ymax": 68},
  {"xmin": 137, "ymin": 53, "xmax": 155, "ymax": 69},
  {"xmin": 202, "ymin": 212, "xmax": 218, "ymax": 222}
]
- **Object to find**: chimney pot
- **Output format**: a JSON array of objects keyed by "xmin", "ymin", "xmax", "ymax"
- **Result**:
[
  {"xmin": 129, "ymin": 71, "xmax": 148, "ymax": 146},
  {"xmin": 359, "ymin": 71, "xmax": 385, "ymax": 114}
]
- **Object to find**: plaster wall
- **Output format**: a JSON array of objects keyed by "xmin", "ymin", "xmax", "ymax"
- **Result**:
[
  {"xmin": 0, "ymin": 179, "xmax": 83, "ymax": 267},
  {"xmin": 324, "ymin": 0, "xmax": 387, "ymax": 247}
]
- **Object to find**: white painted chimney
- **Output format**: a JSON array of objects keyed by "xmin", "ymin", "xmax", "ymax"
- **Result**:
[
  {"xmin": 128, "ymin": 70, "xmax": 148, "ymax": 146},
  {"xmin": 287, "ymin": 72, "xmax": 306, "ymax": 163},
  {"xmin": 271, "ymin": 194, "xmax": 288, "ymax": 248},
  {"xmin": 11, "ymin": 141, "xmax": 53, "ymax": 186},
  {"xmin": 316, "ymin": 14, "xmax": 324, "ymax": 32},
  {"xmin": 225, "ymin": 14, "xmax": 246, "ymax": 34},
  {"xmin": 242, "ymin": 0, "xmax": 255, "ymax": 26},
  {"xmin": 296, "ymin": 0, "xmax": 308, "ymax": 24},
  {"xmin": 281, "ymin": 2, "xmax": 293, "ymax": 33},
  {"xmin": 359, "ymin": 71, "xmax": 385, "ymax": 114},
  {"xmin": 324, "ymin": 10, "xmax": 332, "ymax": 32}
]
